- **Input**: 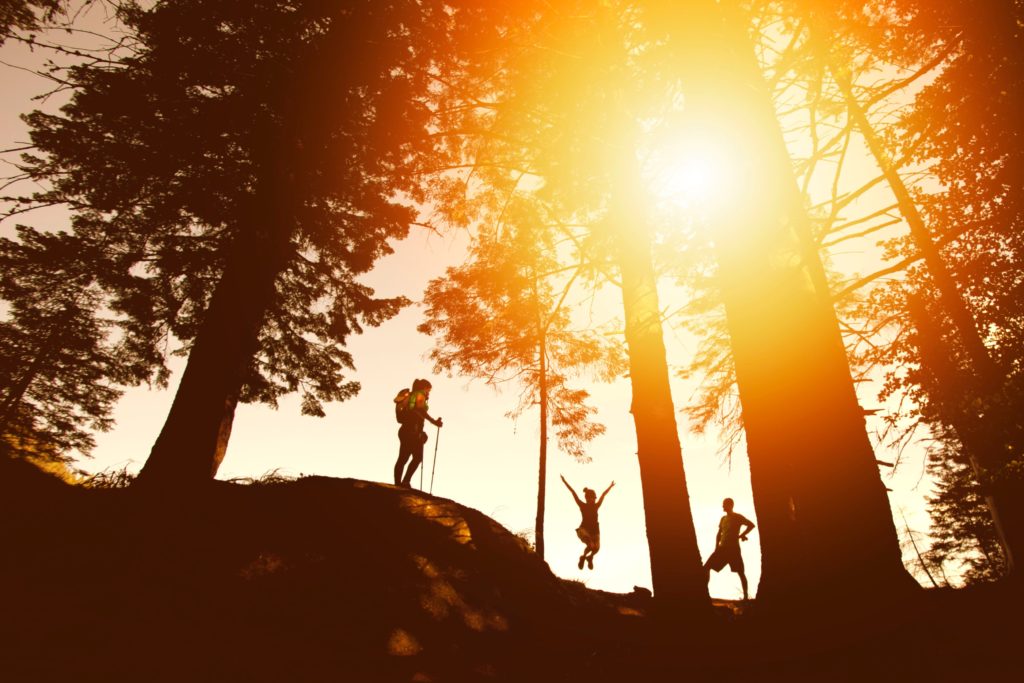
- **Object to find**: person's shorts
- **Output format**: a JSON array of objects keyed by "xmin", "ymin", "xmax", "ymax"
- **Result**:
[
  {"xmin": 706, "ymin": 544, "xmax": 744, "ymax": 573},
  {"xmin": 576, "ymin": 526, "xmax": 600, "ymax": 551}
]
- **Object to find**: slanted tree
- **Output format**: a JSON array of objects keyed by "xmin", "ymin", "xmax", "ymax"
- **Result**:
[
  {"xmin": 419, "ymin": 204, "xmax": 624, "ymax": 560},
  {"xmin": 787, "ymin": 0, "xmax": 1024, "ymax": 575},
  {"xmin": 18, "ymin": 0, "xmax": 525, "ymax": 485}
]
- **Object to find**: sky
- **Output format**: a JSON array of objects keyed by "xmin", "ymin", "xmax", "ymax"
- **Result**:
[{"xmin": 0, "ymin": 4, "xmax": 943, "ymax": 599}]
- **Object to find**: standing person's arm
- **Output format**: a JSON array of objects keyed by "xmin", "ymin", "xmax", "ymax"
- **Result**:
[
  {"xmin": 413, "ymin": 395, "xmax": 442, "ymax": 427},
  {"xmin": 419, "ymin": 408, "xmax": 442, "ymax": 427},
  {"xmin": 560, "ymin": 475, "xmax": 583, "ymax": 507},
  {"xmin": 596, "ymin": 481, "xmax": 616, "ymax": 508},
  {"xmin": 739, "ymin": 515, "xmax": 755, "ymax": 541}
]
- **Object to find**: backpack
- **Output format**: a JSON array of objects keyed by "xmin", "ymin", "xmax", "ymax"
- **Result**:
[{"xmin": 394, "ymin": 388, "xmax": 412, "ymax": 424}]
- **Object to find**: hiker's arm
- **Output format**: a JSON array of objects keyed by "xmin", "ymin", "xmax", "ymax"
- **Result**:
[
  {"xmin": 739, "ymin": 517, "xmax": 755, "ymax": 541},
  {"xmin": 415, "ymin": 406, "xmax": 443, "ymax": 427},
  {"xmin": 596, "ymin": 481, "xmax": 615, "ymax": 507},
  {"xmin": 560, "ymin": 475, "xmax": 582, "ymax": 506}
]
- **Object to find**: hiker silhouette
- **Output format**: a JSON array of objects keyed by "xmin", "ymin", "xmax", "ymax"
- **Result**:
[
  {"xmin": 393, "ymin": 378, "xmax": 443, "ymax": 488},
  {"xmin": 703, "ymin": 497, "xmax": 756, "ymax": 600},
  {"xmin": 561, "ymin": 475, "xmax": 614, "ymax": 570}
]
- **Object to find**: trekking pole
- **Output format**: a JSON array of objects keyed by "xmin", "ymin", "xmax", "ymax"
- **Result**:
[{"xmin": 429, "ymin": 424, "xmax": 441, "ymax": 495}]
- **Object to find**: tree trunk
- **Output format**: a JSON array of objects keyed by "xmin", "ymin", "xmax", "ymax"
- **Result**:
[
  {"xmin": 823, "ymin": 44, "xmax": 1015, "ymax": 577},
  {"xmin": 652, "ymin": 0, "xmax": 916, "ymax": 601},
  {"xmin": 136, "ymin": 176, "xmax": 292, "ymax": 487},
  {"xmin": 536, "ymin": 287, "xmax": 549, "ymax": 560},
  {"xmin": 606, "ymin": 154, "xmax": 708, "ymax": 609}
]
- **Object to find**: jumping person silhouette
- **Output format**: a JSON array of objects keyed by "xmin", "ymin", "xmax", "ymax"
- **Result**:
[
  {"xmin": 703, "ymin": 497, "xmax": 755, "ymax": 600},
  {"xmin": 394, "ymin": 378, "xmax": 443, "ymax": 488},
  {"xmin": 561, "ymin": 475, "xmax": 614, "ymax": 570}
]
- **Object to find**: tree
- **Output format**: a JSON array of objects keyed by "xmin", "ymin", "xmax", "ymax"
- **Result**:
[
  {"xmin": 17, "ymin": 0, "xmax": 519, "ymax": 485},
  {"xmin": 643, "ymin": 0, "xmax": 915, "ymax": 601},
  {"xmin": 926, "ymin": 435, "xmax": 1008, "ymax": 585},
  {"xmin": 425, "ymin": 0, "xmax": 712, "ymax": 608},
  {"xmin": 0, "ymin": 226, "xmax": 145, "ymax": 463},
  {"xmin": 792, "ymin": 0, "xmax": 1024, "ymax": 575},
  {"xmin": 419, "ymin": 203, "xmax": 623, "ymax": 560}
]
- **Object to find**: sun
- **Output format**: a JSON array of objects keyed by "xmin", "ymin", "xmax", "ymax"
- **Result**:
[{"xmin": 646, "ymin": 136, "xmax": 734, "ymax": 208}]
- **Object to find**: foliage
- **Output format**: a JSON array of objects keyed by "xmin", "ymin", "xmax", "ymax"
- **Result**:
[
  {"xmin": 0, "ymin": 0, "xmax": 63, "ymax": 41},
  {"xmin": 0, "ymin": 226, "xmax": 147, "ymax": 462},
  {"xmin": 420, "ymin": 211, "xmax": 623, "ymax": 460},
  {"xmin": 925, "ymin": 435, "xmax": 1007, "ymax": 584},
  {"xmin": 16, "ymin": 0, "xmax": 449, "ymax": 419}
]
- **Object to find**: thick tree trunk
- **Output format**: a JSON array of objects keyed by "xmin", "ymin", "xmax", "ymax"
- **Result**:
[
  {"xmin": 819, "ymin": 36, "xmax": 1020, "ymax": 575},
  {"xmin": 607, "ymin": 157, "xmax": 708, "ymax": 608},
  {"xmin": 652, "ymin": 0, "xmax": 915, "ymax": 601},
  {"xmin": 136, "ymin": 181, "xmax": 292, "ymax": 486}
]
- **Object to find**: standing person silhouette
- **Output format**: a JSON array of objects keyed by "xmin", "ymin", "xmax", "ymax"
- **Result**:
[
  {"xmin": 394, "ymin": 379, "xmax": 443, "ymax": 488},
  {"xmin": 561, "ymin": 475, "xmax": 615, "ymax": 570},
  {"xmin": 704, "ymin": 497, "xmax": 756, "ymax": 600}
]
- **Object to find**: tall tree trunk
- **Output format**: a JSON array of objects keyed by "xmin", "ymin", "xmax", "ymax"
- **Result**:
[
  {"xmin": 535, "ymin": 277, "xmax": 549, "ymax": 561},
  {"xmin": 136, "ymin": 173, "xmax": 292, "ymax": 486},
  {"xmin": 651, "ymin": 0, "xmax": 915, "ymax": 601},
  {"xmin": 810, "ymin": 13, "xmax": 1020, "ymax": 575},
  {"xmin": 606, "ymin": 158, "xmax": 708, "ymax": 610}
]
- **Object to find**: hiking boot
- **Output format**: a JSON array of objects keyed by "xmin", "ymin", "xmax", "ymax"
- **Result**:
[
  {"xmin": 578, "ymin": 555, "xmax": 586, "ymax": 570},
  {"xmin": 587, "ymin": 556, "xmax": 594, "ymax": 570}
]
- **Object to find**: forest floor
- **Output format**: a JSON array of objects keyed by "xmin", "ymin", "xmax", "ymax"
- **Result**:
[{"xmin": 1, "ymin": 455, "xmax": 1021, "ymax": 682}]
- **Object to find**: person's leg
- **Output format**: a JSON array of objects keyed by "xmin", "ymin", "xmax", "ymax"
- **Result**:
[
  {"xmin": 400, "ymin": 438, "xmax": 425, "ymax": 487},
  {"xmin": 394, "ymin": 437, "xmax": 412, "ymax": 485},
  {"xmin": 739, "ymin": 571, "xmax": 749, "ymax": 600},
  {"xmin": 586, "ymin": 539, "xmax": 600, "ymax": 569}
]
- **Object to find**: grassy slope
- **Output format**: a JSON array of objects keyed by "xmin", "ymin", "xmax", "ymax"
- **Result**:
[{"xmin": 1, "ymin": 456, "xmax": 1020, "ymax": 682}]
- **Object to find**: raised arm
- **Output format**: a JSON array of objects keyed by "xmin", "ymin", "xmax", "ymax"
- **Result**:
[
  {"xmin": 596, "ymin": 481, "xmax": 616, "ymax": 508},
  {"xmin": 560, "ymin": 475, "xmax": 583, "ymax": 506}
]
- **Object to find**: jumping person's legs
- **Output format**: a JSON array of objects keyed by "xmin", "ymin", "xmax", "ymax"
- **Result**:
[{"xmin": 585, "ymin": 538, "xmax": 601, "ymax": 569}]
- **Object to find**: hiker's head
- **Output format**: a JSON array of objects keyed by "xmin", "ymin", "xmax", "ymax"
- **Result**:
[
  {"xmin": 412, "ymin": 378, "xmax": 432, "ymax": 392},
  {"xmin": 421, "ymin": 380, "xmax": 432, "ymax": 394},
  {"xmin": 722, "ymin": 497, "xmax": 734, "ymax": 512},
  {"xmin": 583, "ymin": 487, "xmax": 596, "ymax": 502}
]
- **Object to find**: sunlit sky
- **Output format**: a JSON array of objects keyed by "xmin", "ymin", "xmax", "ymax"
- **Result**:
[{"xmin": 0, "ymin": 6, "xmax": 942, "ymax": 599}]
